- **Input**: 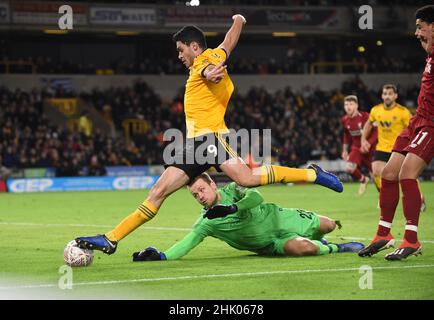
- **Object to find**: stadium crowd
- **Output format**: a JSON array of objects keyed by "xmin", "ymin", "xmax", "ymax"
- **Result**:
[
  {"xmin": 1, "ymin": 34, "xmax": 424, "ymax": 75},
  {"xmin": 0, "ymin": 77, "xmax": 420, "ymax": 177},
  {"xmin": 2, "ymin": 50, "xmax": 422, "ymax": 75}
]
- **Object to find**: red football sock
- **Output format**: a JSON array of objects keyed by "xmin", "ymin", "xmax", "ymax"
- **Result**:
[
  {"xmin": 351, "ymin": 169, "xmax": 363, "ymax": 181},
  {"xmin": 377, "ymin": 178, "xmax": 399, "ymax": 237},
  {"xmin": 400, "ymin": 179, "xmax": 421, "ymax": 244}
]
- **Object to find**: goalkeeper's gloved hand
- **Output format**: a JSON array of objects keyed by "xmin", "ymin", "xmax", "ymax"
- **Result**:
[
  {"xmin": 203, "ymin": 204, "xmax": 238, "ymax": 219},
  {"xmin": 132, "ymin": 247, "xmax": 167, "ymax": 262}
]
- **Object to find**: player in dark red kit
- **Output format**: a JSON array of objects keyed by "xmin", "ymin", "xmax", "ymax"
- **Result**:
[
  {"xmin": 341, "ymin": 95, "xmax": 377, "ymax": 195},
  {"xmin": 359, "ymin": 5, "xmax": 434, "ymax": 260}
]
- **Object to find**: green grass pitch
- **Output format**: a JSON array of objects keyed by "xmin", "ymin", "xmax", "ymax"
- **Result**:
[{"xmin": 1, "ymin": 182, "xmax": 433, "ymax": 300}]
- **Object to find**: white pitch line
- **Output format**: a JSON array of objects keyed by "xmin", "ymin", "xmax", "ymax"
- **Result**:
[
  {"xmin": 0, "ymin": 221, "xmax": 191, "ymax": 232},
  {"xmin": 326, "ymin": 235, "xmax": 434, "ymax": 244},
  {"xmin": 1, "ymin": 221, "xmax": 434, "ymax": 243},
  {"xmin": 1, "ymin": 264, "xmax": 434, "ymax": 290}
]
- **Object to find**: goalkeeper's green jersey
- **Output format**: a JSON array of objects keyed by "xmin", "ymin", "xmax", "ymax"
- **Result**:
[{"xmin": 164, "ymin": 183, "xmax": 321, "ymax": 260}]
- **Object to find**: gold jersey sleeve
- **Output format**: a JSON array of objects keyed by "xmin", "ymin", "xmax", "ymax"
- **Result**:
[
  {"xmin": 369, "ymin": 103, "xmax": 412, "ymax": 153},
  {"xmin": 184, "ymin": 48, "xmax": 235, "ymax": 138}
]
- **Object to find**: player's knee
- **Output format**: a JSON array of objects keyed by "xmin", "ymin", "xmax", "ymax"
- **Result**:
[
  {"xmin": 327, "ymin": 220, "xmax": 336, "ymax": 233},
  {"xmin": 381, "ymin": 166, "xmax": 398, "ymax": 181},
  {"xmin": 319, "ymin": 216, "xmax": 336, "ymax": 233},
  {"xmin": 345, "ymin": 163, "xmax": 356, "ymax": 174},
  {"xmin": 398, "ymin": 166, "xmax": 418, "ymax": 181}
]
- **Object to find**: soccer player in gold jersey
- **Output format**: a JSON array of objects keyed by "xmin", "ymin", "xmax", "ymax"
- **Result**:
[
  {"xmin": 361, "ymin": 84, "xmax": 412, "ymax": 191},
  {"xmin": 361, "ymin": 84, "xmax": 425, "ymax": 211},
  {"xmin": 75, "ymin": 15, "xmax": 343, "ymax": 255}
]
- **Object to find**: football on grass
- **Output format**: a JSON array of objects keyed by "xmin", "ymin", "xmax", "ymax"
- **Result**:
[{"xmin": 63, "ymin": 240, "xmax": 94, "ymax": 267}]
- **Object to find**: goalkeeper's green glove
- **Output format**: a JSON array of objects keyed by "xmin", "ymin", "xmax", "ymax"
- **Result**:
[{"xmin": 204, "ymin": 204, "xmax": 238, "ymax": 219}]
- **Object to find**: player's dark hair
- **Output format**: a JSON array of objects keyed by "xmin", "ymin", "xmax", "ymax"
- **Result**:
[
  {"xmin": 344, "ymin": 95, "xmax": 358, "ymax": 104},
  {"xmin": 188, "ymin": 172, "xmax": 214, "ymax": 187},
  {"xmin": 415, "ymin": 5, "xmax": 434, "ymax": 24},
  {"xmin": 383, "ymin": 84, "xmax": 398, "ymax": 93},
  {"xmin": 172, "ymin": 25, "xmax": 207, "ymax": 50}
]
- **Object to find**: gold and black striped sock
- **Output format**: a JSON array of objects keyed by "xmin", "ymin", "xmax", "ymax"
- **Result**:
[
  {"xmin": 105, "ymin": 200, "xmax": 158, "ymax": 242},
  {"xmin": 259, "ymin": 165, "xmax": 316, "ymax": 185}
]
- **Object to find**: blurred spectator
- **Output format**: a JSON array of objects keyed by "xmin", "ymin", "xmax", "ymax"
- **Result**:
[
  {"xmin": 0, "ymin": 155, "xmax": 12, "ymax": 179},
  {"xmin": 88, "ymin": 155, "xmax": 107, "ymax": 176},
  {"xmin": 78, "ymin": 110, "xmax": 93, "ymax": 137}
]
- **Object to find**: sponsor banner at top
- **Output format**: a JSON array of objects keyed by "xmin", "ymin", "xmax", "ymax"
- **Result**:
[
  {"xmin": 0, "ymin": 1, "xmax": 10, "ymax": 23},
  {"xmin": 266, "ymin": 8, "xmax": 342, "ymax": 29},
  {"xmin": 164, "ymin": 6, "xmax": 236, "ymax": 27},
  {"xmin": 12, "ymin": 1, "xmax": 87, "ymax": 25},
  {"xmin": 90, "ymin": 6, "xmax": 157, "ymax": 26},
  {"xmin": 163, "ymin": 7, "xmax": 345, "ymax": 30}
]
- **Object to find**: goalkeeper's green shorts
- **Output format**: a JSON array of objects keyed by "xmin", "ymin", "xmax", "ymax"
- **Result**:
[{"xmin": 256, "ymin": 208, "xmax": 323, "ymax": 256}]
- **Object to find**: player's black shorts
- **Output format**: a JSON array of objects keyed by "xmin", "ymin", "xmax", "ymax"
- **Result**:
[
  {"xmin": 164, "ymin": 132, "xmax": 238, "ymax": 182},
  {"xmin": 373, "ymin": 150, "xmax": 391, "ymax": 162}
]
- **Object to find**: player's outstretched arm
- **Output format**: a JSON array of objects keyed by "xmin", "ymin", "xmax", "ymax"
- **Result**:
[
  {"xmin": 132, "ymin": 232, "xmax": 206, "ymax": 261},
  {"xmin": 218, "ymin": 14, "xmax": 246, "ymax": 58},
  {"xmin": 341, "ymin": 121, "xmax": 350, "ymax": 160},
  {"xmin": 361, "ymin": 120, "xmax": 373, "ymax": 153},
  {"xmin": 235, "ymin": 188, "xmax": 264, "ymax": 211}
]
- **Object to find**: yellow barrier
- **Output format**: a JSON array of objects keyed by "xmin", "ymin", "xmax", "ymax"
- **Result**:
[
  {"xmin": 47, "ymin": 98, "xmax": 78, "ymax": 116},
  {"xmin": 122, "ymin": 119, "xmax": 150, "ymax": 142}
]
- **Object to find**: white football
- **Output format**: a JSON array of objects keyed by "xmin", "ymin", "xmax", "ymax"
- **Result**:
[{"xmin": 63, "ymin": 240, "xmax": 94, "ymax": 267}]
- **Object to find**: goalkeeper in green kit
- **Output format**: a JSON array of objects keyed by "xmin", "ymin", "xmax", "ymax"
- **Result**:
[{"xmin": 133, "ymin": 173, "xmax": 364, "ymax": 261}]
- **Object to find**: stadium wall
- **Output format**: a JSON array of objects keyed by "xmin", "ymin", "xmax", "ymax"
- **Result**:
[{"xmin": 0, "ymin": 74, "xmax": 421, "ymax": 97}]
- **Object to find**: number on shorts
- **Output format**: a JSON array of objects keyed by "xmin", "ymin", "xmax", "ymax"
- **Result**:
[
  {"xmin": 297, "ymin": 209, "xmax": 313, "ymax": 220},
  {"xmin": 411, "ymin": 131, "xmax": 428, "ymax": 146}
]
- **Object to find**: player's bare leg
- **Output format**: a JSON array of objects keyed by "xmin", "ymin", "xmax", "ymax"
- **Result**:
[
  {"xmin": 145, "ymin": 166, "xmax": 190, "ymax": 209},
  {"xmin": 385, "ymin": 153, "xmax": 426, "ymax": 261},
  {"xmin": 219, "ymin": 157, "xmax": 343, "ymax": 192},
  {"xmin": 283, "ymin": 238, "xmax": 321, "ymax": 256},
  {"xmin": 372, "ymin": 160, "xmax": 386, "ymax": 192},
  {"xmin": 345, "ymin": 161, "xmax": 369, "ymax": 195},
  {"xmin": 359, "ymin": 152, "xmax": 405, "ymax": 257},
  {"xmin": 283, "ymin": 237, "xmax": 364, "ymax": 257},
  {"xmin": 76, "ymin": 167, "xmax": 189, "ymax": 254}
]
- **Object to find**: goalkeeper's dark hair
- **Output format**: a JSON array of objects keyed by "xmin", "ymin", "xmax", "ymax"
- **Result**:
[
  {"xmin": 172, "ymin": 25, "xmax": 207, "ymax": 50},
  {"xmin": 188, "ymin": 172, "xmax": 214, "ymax": 187},
  {"xmin": 415, "ymin": 5, "xmax": 434, "ymax": 24}
]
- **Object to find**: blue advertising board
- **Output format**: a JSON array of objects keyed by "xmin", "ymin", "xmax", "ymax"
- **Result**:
[
  {"xmin": 106, "ymin": 166, "xmax": 150, "ymax": 177},
  {"xmin": 7, "ymin": 176, "xmax": 159, "ymax": 193}
]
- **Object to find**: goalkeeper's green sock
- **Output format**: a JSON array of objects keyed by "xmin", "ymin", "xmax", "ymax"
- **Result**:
[{"xmin": 312, "ymin": 240, "xmax": 338, "ymax": 255}]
